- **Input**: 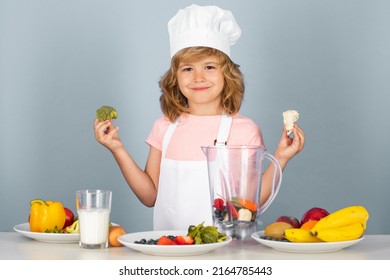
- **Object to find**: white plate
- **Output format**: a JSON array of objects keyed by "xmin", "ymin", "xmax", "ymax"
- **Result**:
[
  {"xmin": 118, "ymin": 230, "xmax": 232, "ymax": 256},
  {"xmin": 14, "ymin": 223, "xmax": 79, "ymax": 243},
  {"xmin": 251, "ymin": 231, "xmax": 364, "ymax": 253}
]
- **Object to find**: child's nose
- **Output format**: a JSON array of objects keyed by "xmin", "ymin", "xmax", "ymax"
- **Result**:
[{"xmin": 193, "ymin": 70, "xmax": 206, "ymax": 82}]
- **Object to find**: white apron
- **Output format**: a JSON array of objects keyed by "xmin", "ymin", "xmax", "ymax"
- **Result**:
[{"xmin": 153, "ymin": 115, "xmax": 232, "ymax": 230}]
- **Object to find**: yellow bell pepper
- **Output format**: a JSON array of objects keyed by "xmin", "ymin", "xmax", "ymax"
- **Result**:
[{"xmin": 29, "ymin": 199, "xmax": 66, "ymax": 232}]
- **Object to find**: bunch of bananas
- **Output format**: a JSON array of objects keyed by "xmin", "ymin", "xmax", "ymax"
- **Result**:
[{"xmin": 284, "ymin": 205, "xmax": 369, "ymax": 242}]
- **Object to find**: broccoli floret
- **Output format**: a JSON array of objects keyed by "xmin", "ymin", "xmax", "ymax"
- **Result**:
[{"xmin": 96, "ymin": 105, "xmax": 117, "ymax": 121}]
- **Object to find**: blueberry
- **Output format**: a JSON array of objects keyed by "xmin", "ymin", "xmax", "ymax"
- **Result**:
[{"xmin": 147, "ymin": 239, "xmax": 155, "ymax": 245}]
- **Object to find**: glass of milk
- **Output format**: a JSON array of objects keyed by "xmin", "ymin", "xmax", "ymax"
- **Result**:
[{"xmin": 76, "ymin": 189, "xmax": 112, "ymax": 249}]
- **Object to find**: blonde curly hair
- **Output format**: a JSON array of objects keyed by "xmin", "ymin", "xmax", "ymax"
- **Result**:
[{"xmin": 159, "ymin": 47, "xmax": 245, "ymax": 122}]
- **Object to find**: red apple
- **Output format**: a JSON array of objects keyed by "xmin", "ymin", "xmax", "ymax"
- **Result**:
[
  {"xmin": 63, "ymin": 207, "xmax": 75, "ymax": 229},
  {"xmin": 301, "ymin": 207, "xmax": 329, "ymax": 225},
  {"xmin": 276, "ymin": 216, "xmax": 301, "ymax": 228}
]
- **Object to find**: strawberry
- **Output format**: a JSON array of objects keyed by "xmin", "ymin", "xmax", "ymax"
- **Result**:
[
  {"xmin": 213, "ymin": 198, "xmax": 224, "ymax": 211},
  {"xmin": 157, "ymin": 236, "xmax": 177, "ymax": 245},
  {"xmin": 174, "ymin": 235, "xmax": 194, "ymax": 245},
  {"xmin": 227, "ymin": 201, "xmax": 239, "ymax": 219}
]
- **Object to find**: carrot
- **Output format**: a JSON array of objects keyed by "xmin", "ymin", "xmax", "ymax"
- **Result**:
[{"xmin": 235, "ymin": 198, "xmax": 258, "ymax": 212}]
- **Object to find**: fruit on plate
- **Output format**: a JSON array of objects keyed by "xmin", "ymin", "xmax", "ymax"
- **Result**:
[
  {"xmin": 65, "ymin": 220, "xmax": 79, "ymax": 233},
  {"xmin": 264, "ymin": 222, "xmax": 293, "ymax": 239},
  {"xmin": 157, "ymin": 236, "xmax": 177, "ymax": 245},
  {"xmin": 135, "ymin": 222, "xmax": 228, "ymax": 246},
  {"xmin": 134, "ymin": 235, "xmax": 191, "ymax": 246},
  {"xmin": 310, "ymin": 205, "xmax": 369, "ymax": 242},
  {"xmin": 300, "ymin": 220, "xmax": 318, "ymax": 230},
  {"xmin": 96, "ymin": 105, "xmax": 117, "ymax": 121},
  {"xmin": 312, "ymin": 222, "xmax": 365, "ymax": 242},
  {"xmin": 174, "ymin": 235, "xmax": 194, "ymax": 245},
  {"xmin": 63, "ymin": 207, "xmax": 75, "ymax": 229},
  {"xmin": 284, "ymin": 228, "xmax": 323, "ymax": 243},
  {"xmin": 300, "ymin": 207, "xmax": 329, "ymax": 225},
  {"xmin": 109, "ymin": 225, "xmax": 126, "ymax": 247},
  {"xmin": 156, "ymin": 235, "xmax": 195, "ymax": 246},
  {"xmin": 311, "ymin": 205, "xmax": 369, "ymax": 230},
  {"xmin": 276, "ymin": 216, "xmax": 301, "ymax": 228},
  {"xmin": 261, "ymin": 205, "xmax": 369, "ymax": 243}
]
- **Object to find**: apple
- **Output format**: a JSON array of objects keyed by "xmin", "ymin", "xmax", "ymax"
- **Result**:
[
  {"xmin": 63, "ymin": 207, "xmax": 75, "ymax": 229},
  {"xmin": 301, "ymin": 207, "xmax": 329, "ymax": 225},
  {"xmin": 276, "ymin": 216, "xmax": 301, "ymax": 228}
]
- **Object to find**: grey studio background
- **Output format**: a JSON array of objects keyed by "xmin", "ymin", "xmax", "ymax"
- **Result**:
[{"xmin": 0, "ymin": 0, "xmax": 389, "ymax": 234}]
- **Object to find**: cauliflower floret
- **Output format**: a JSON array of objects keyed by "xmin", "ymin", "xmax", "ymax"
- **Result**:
[
  {"xmin": 237, "ymin": 208, "xmax": 252, "ymax": 221},
  {"xmin": 283, "ymin": 110, "xmax": 299, "ymax": 135}
]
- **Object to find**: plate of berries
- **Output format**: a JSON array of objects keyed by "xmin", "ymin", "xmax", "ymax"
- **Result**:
[{"xmin": 118, "ymin": 230, "xmax": 232, "ymax": 256}]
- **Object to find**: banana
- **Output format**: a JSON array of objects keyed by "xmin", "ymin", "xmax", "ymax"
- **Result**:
[
  {"xmin": 311, "ymin": 205, "xmax": 369, "ymax": 231},
  {"xmin": 312, "ymin": 222, "xmax": 364, "ymax": 242},
  {"xmin": 65, "ymin": 220, "xmax": 79, "ymax": 233},
  {"xmin": 284, "ymin": 228, "xmax": 323, "ymax": 243}
]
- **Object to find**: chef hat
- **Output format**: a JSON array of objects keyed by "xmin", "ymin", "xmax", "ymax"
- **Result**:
[{"xmin": 168, "ymin": 4, "xmax": 241, "ymax": 58}]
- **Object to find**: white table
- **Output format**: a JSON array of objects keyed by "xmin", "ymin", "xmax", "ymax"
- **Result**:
[{"xmin": 1, "ymin": 232, "xmax": 389, "ymax": 260}]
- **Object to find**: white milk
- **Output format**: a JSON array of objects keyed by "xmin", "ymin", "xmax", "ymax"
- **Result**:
[{"xmin": 78, "ymin": 208, "xmax": 110, "ymax": 245}]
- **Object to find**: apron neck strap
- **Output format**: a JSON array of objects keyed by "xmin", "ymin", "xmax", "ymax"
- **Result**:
[{"xmin": 214, "ymin": 114, "xmax": 232, "ymax": 146}]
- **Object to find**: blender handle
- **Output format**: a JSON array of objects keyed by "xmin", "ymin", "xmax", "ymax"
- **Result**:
[{"xmin": 258, "ymin": 152, "xmax": 283, "ymax": 214}]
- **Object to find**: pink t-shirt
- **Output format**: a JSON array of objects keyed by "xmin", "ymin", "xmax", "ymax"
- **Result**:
[{"xmin": 146, "ymin": 114, "xmax": 265, "ymax": 160}]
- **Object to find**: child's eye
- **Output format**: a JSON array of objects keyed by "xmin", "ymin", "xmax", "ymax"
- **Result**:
[
  {"xmin": 182, "ymin": 67, "xmax": 193, "ymax": 72},
  {"xmin": 205, "ymin": 65, "xmax": 216, "ymax": 70}
]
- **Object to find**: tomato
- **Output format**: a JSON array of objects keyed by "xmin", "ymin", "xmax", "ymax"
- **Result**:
[{"xmin": 63, "ymin": 207, "xmax": 75, "ymax": 229}]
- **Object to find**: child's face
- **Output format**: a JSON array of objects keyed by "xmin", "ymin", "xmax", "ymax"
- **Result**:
[{"xmin": 177, "ymin": 55, "xmax": 225, "ymax": 115}]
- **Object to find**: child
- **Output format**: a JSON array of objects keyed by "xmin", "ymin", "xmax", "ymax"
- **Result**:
[{"xmin": 94, "ymin": 4, "xmax": 304, "ymax": 230}]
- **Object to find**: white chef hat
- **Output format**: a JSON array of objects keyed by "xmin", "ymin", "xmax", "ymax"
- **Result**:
[{"xmin": 168, "ymin": 4, "xmax": 241, "ymax": 58}]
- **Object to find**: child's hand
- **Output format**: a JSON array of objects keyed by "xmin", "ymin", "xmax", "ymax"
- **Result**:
[
  {"xmin": 274, "ymin": 124, "xmax": 305, "ymax": 168},
  {"xmin": 94, "ymin": 118, "xmax": 123, "ymax": 151}
]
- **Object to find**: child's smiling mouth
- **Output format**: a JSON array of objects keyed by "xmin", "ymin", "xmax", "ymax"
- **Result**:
[{"xmin": 191, "ymin": 86, "xmax": 210, "ymax": 91}]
